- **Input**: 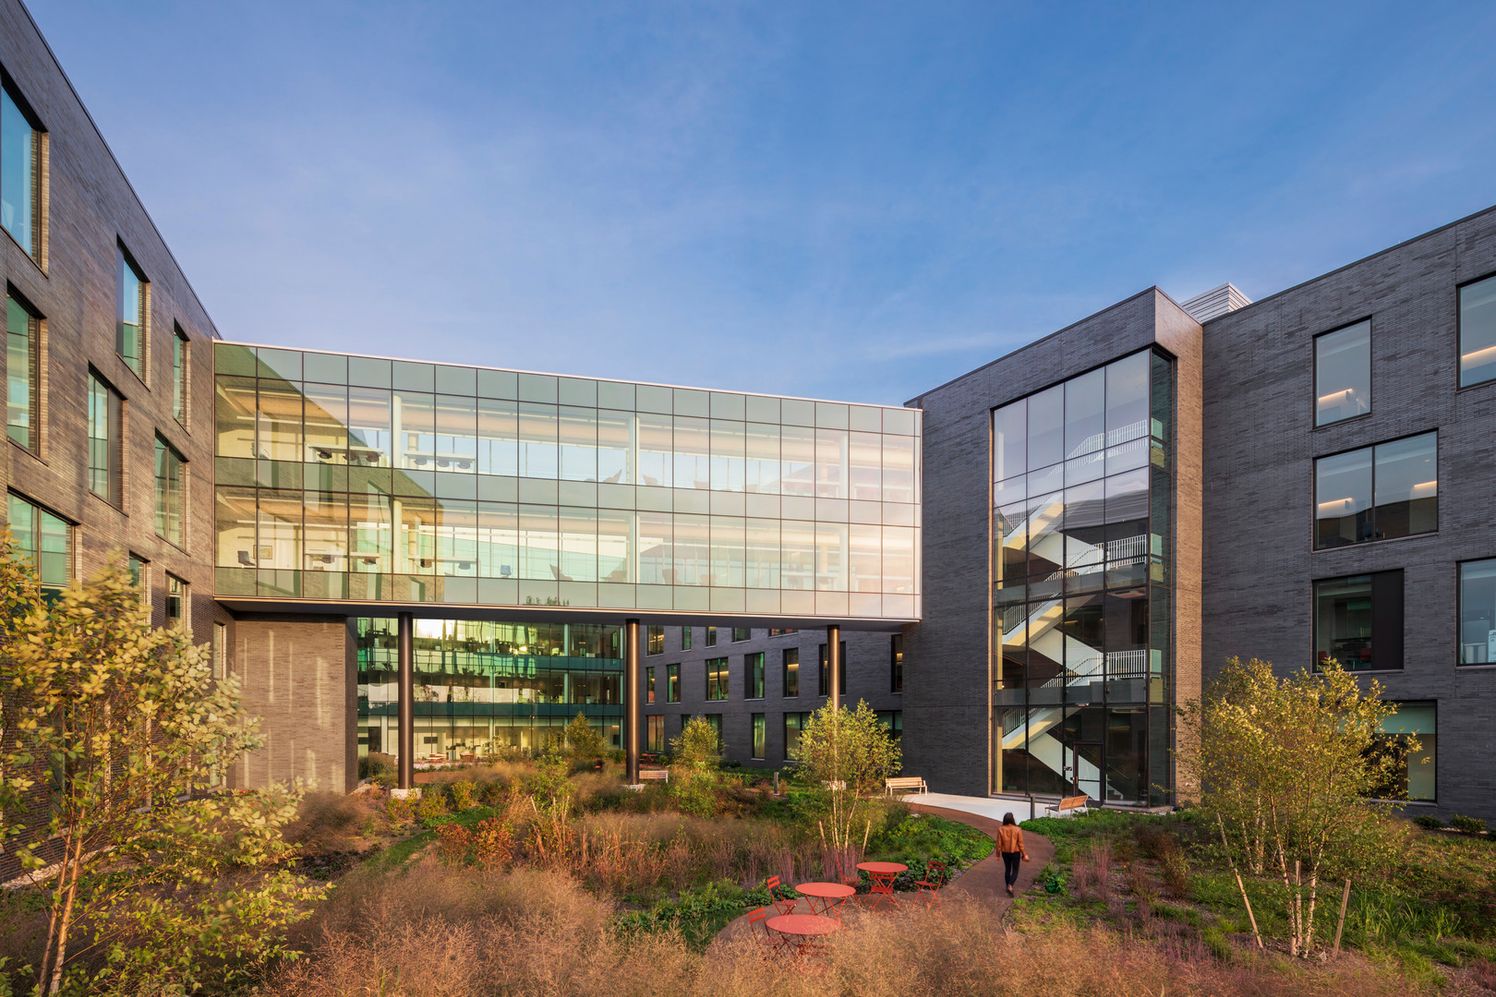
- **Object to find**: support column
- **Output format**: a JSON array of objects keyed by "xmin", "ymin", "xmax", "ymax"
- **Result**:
[
  {"xmin": 827, "ymin": 623, "xmax": 842, "ymax": 710},
  {"xmin": 397, "ymin": 612, "xmax": 414, "ymax": 790},
  {"xmin": 624, "ymin": 619, "xmax": 641, "ymax": 785}
]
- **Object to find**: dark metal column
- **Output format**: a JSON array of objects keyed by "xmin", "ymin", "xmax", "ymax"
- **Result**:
[
  {"xmin": 827, "ymin": 623, "xmax": 842, "ymax": 710},
  {"xmin": 397, "ymin": 612, "xmax": 414, "ymax": 790},
  {"xmin": 624, "ymin": 619, "xmax": 641, "ymax": 784}
]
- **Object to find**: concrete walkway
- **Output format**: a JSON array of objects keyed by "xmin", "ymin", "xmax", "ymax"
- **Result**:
[
  {"xmin": 711, "ymin": 800, "xmax": 1053, "ymax": 949},
  {"xmin": 904, "ymin": 791, "xmax": 1044, "ymax": 823}
]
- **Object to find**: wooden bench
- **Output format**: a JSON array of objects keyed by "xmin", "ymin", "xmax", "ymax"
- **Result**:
[
  {"xmin": 637, "ymin": 768, "xmax": 670, "ymax": 784},
  {"xmin": 1044, "ymin": 794, "xmax": 1089, "ymax": 817},
  {"xmin": 885, "ymin": 775, "xmax": 928, "ymax": 796}
]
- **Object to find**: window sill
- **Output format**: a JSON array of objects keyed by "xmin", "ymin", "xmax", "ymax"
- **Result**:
[
  {"xmin": 1455, "ymin": 663, "xmax": 1496, "ymax": 670},
  {"xmin": 1312, "ymin": 411, "xmax": 1374, "ymax": 432}
]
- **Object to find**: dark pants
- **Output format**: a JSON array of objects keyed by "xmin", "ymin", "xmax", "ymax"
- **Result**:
[{"xmin": 1002, "ymin": 851, "xmax": 1022, "ymax": 888}]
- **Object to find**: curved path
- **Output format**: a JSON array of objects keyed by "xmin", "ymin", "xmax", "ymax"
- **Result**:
[{"xmin": 711, "ymin": 803, "xmax": 1052, "ymax": 948}]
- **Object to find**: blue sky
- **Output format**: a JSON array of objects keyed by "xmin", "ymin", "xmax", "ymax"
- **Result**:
[{"xmin": 31, "ymin": 1, "xmax": 1496, "ymax": 403}]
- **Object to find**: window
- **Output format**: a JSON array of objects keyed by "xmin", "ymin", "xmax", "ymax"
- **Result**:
[
  {"xmin": 746, "ymin": 652, "xmax": 764, "ymax": 699},
  {"xmin": 1314, "ymin": 432, "xmax": 1436, "ymax": 549},
  {"xmin": 645, "ymin": 666, "xmax": 656, "ymax": 705},
  {"xmin": 155, "ymin": 435, "xmax": 186, "ymax": 546},
  {"xmin": 87, "ymin": 373, "xmax": 122, "ymax": 506},
  {"xmin": 782, "ymin": 647, "xmax": 799, "ymax": 697},
  {"xmin": 172, "ymin": 326, "xmax": 189, "ymax": 424},
  {"xmin": 732, "ymin": 627, "xmax": 751, "ymax": 642},
  {"xmin": 1459, "ymin": 274, "xmax": 1496, "ymax": 388},
  {"xmin": 706, "ymin": 657, "xmax": 728, "ymax": 701},
  {"xmin": 1, "ymin": 81, "xmax": 42, "ymax": 259},
  {"xmin": 769, "ymin": 628, "xmax": 798, "ymax": 637},
  {"xmin": 6, "ymin": 289, "xmax": 39, "ymax": 452},
  {"xmin": 890, "ymin": 633, "xmax": 905, "ymax": 693},
  {"xmin": 666, "ymin": 663, "xmax": 680, "ymax": 703},
  {"xmin": 680, "ymin": 627, "xmax": 693, "ymax": 651},
  {"xmin": 1314, "ymin": 319, "xmax": 1370, "ymax": 425},
  {"xmin": 818, "ymin": 641, "xmax": 847, "ymax": 697},
  {"xmin": 1459, "ymin": 559, "xmax": 1496, "ymax": 666},
  {"xmin": 784, "ymin": 712, "xmax": 807, "ymax": 757},
  {"xmin": 1372, "ymin": 702, "xmax": 1435, "ymax": 802},
  {"xmin": 646, "ymin": 625, "xmax": 664, "ymax": 655},
  {"xmin": 705, "ymin": 625, "xmax": 717, "ymax": 647},
  {"xmin": 751, "ymin": 713, "xmax": 765, "ymax": 759},
  {"xmin": 877, "ymin": 710, "xmax": 903, "ymax": 740},
  {"xmin": 646, "ymin": 715, "xmax": 664, "ymax": 753},
  {"xmin": 116, "ymin": 244, "xmax": 148, "ymax": 378},
  {"xmin": 213, "ymin": 622, "xmax": 228, "ymax": 679},
  {"xmin": 7, "ymin": 492, "xmax": 70, "ymax": 591},
  {"xmin": 1313, "ymin": 571, "xmax": 1402, "ymax": 672},
  {"xmin": 128, "ymin": 553, "xmax": 149, "ymax": 604},
  {"xmin": 699, "ymin": 714, "xmax": 722, "ymax": 747},
  {"xmin": 165, "ymin": 573, "xmax": 188, "ymax": 629}
]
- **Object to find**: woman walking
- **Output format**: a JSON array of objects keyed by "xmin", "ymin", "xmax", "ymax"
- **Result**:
[{"xmin": 997, "ymin": 812, "xmax": 1029, "ymax": 897}]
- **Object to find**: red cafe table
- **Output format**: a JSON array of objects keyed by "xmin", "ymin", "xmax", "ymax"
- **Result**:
[
  {"xmin": 766, "ymin": 913, "xmax": 840, "ymax": 954},
  {"xmin": 795, "ymin": 881, "xmax": 856, "ymax": 919},
  {"xmin": 856, "ymin": 861, "xmax": 907, "ymax": 909}
]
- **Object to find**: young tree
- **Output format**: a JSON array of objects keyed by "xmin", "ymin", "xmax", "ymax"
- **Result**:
[
  {"xmin": 561, "ymin": 711, "xmax": 608, "ymax": 765},
  {"xmin": 793, "ymin": 700, "xmax": 902, "ymax": 862},
  {"xmin": 668, "ymin": 717, "xmax": 721, "ymax": 817},
  {"xmin": 1178, "ymin": 657, "xmax": 1411, "ymax": 957},
  {"xmin": 0, "ymin": 546, "xmax": 324, "ymax": 994}
]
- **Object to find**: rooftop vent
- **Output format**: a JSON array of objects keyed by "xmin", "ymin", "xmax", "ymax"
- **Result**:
[{"xmin": 1178, "ymin": 283, "xmax": 1251, "ymax": 323}]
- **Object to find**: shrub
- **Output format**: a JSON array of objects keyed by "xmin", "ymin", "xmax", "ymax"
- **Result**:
[
  {"xmin": 450, "ymin": 780, "xmax": 478, "ymax": 811},
  {"xmin": 415, "ymin": 788, "xmax": 450, "ymax": 825},
  {"xmin": 471, "ymin": 817, "xmax": 515, "ymax": 868},
  {"xmin": 1412, "ymin": 814, "xmax": 1446, "ymax": 830},
  {"xmin": 435, "ymin": 822, "xmax": 474, "ymax": 864},
  {"xmin": 385, "ymin": 793, "xmax": 415, "ymax": 828},
  {"xmin": 286, "ymin": 791, "xmax": 384, "ymax": 854},
  {"xmin": 359, "ymin": 751, "xmax": 397, "ymax": 786},
  {"xmin": 1450, "ymin": 814, "xmax": 1488, "ymax": 835},
  {"xmin": 1071, "ymin": 842, "xmax": 1114, "ymax": 902}
]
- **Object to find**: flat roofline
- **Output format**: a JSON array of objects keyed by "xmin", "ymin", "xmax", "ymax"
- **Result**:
[
  {"xmin": 1201, "ymin": 199, "xmax": 1496, "ymax": 321},
  {"xmin": 219, "ymin": 339, "xmax": 923, "ymax": 414},
  {"xmin": 906, "ymin": 286, "xmax": 1160, "ymax": 405},
  {"xmin": 215, "ymin": 596, "xmax": 917, "ymax": 632},
  {"xmin": 14, "ymin": 0, "xmax": 222, "ymax": 340}
]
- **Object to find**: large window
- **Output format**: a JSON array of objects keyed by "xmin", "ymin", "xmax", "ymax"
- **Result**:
[
  {"xmin": 746, "ymin": 651, "xmax": 764, "ymax": 699},
  {"xmin": 116, "ymin": 245, "xmax": 148, "ymax": 379},
  {"xmin": 87, "ymin": 372, "xmax": 122, "ymax": 506},
  {"xmin": 706, "ymin": 657, "xmax": 728, "ymax": 701},
  {"xmin": 782, "ymin": 647, "xmax": 799, "ymax": 697},
  {"xmin": 751, "ymin": 712, "xmax": 765, "ymax": 759},
  {"xmin": 1459, "ymin": 274, "xmax": 1496, "ymax": 388},
  {"xmin": 646, "ymin": 715, "xmax": 664, "ymax": 753},
  {"xmin": 7, "ymin": 491, "xmax": 69, "ymax": 590},
  {"xmin": 890, "ymin": 633, "xmax": 904, "ymax": 693},
  {"xmin": 1314, "ymin": 432, "xmax": 1437, "ymax": 549},
  {"xmin": 1372, "ymin": 702, "xmax": 1435, "ymax": 803},
  {"xmin": 1313, "ymin": 571, "xmax": 1402, "ymax": 672},
  {"xmin": 645, "ymin": 666, "xmax": 655, "ymax": 705},
  {"xmin": 1314, "ymin": 319, "xmax": 1371, "ymax": 425},
  {"xmin": 172, "ymin": 326, "xmax": 189, "ymax": 424},
  {"xmin": 991, "ymin": 349, "xmax": 1173, "ymax": 806},
  {"xmin": 6, "ymin": 289, "xmax": 39, "ymax": 451},
  {"xmin": 784, "ymin": 712, "xmax": 807, "ymax": 758},
  {"xmin": 646, "ymin": 625, "xmax": 664, "ymax": 655},
  {"xmin": 1, "ymin": 82, "xmax": 42, "ymax": 259},
  {"xmin": 128, "ymin": 553, "xmax": 149, "ymax": 603},
  {"xmin": 155, "ymin": 435, "xmax": 186, "ymax": 546},
  {"xmin": 666, "ymin": 662, "xmax": 680, "ymax": 703},
  {"xmin": 681, "ymin": 627, "xmax": 693, "ymax": 651},
  {"xmin": 1459, "ymin": 559, "xmax": 1496, "ymax": 666}
]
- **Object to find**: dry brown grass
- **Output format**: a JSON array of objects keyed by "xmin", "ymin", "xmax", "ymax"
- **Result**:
[
  {"xmin": 284, "ymin": 790, "xmax": 389, "ymax": 855},
  {"xmin": 263, "ymin": 857, "xmax": 1425, "ymax": 997}
]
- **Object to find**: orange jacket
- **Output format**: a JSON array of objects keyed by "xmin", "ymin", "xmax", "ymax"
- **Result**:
[{"xmin": 997, "ymin": 824, "xmax": 1025, "ymax": 855}]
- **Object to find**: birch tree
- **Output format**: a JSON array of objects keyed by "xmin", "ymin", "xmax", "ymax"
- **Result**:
[{"xmin": 793, "ymin": 700, "xmax": 901, "ymax": 872}]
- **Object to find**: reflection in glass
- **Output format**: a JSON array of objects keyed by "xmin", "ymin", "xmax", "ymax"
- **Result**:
[
  {"xmin": 1315, "ymin": 320, "xmax": 1371, "ymax": 425},
  {"xmin": 1459, "ymin": 274, "xmax": 1496, "ymax": 388},
  {"xmin": 1459, "ymin": 559, "xmax": 1496, "ymax": 666},
  {"xmin": 1315, "ymin": 448, "xmax": 1372, "ymax": 548}
]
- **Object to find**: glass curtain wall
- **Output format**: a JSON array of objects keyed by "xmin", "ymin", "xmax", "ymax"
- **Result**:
[
  {"xmin": 214, "ymin": 344, "xmax": 920, "ymax": 620},
  {"xmin": 357, "ymin": 618, "xmax": 622, "ymax": 764},
  {"xmin": 992, "ymin": 349, "xmax": 1173, "ymax": 806}
]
